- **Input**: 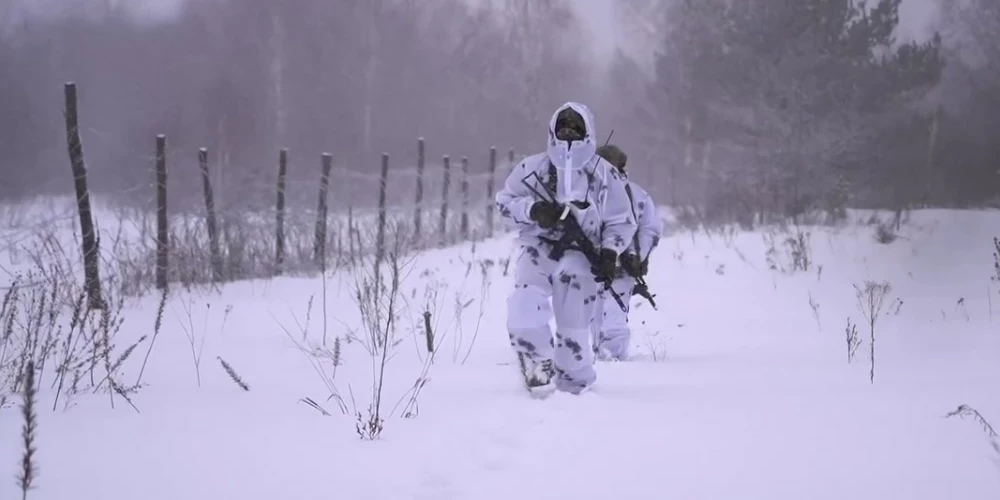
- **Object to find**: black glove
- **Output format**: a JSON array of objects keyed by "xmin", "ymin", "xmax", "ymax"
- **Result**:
[
  {"xmin": 592, "ymin": 248, "xmax": 618, "ymax": 283},
  {"xmin": 529, "ymin": 201, "xmax": 562, "ymax": 229},
  {"xmin": 620, "ymin": 253, "xmax": 647, "ymax": 277}
]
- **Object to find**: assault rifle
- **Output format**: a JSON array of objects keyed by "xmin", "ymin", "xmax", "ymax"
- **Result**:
[
  {"xmin": 629, "ymin": 271, "xmax": 657, "ymax": 310},
  {"xmin": 519, "ymin": 171, "xmax": 628, "ymax": 312}
]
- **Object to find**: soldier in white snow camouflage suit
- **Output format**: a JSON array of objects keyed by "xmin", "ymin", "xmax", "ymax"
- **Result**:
[
  {"xmin": 591, "ymin": 144, "xmax": 662, "ymax": 361},
  {"xmin": 495, "ymin": 102, "xmax": 636, "ymax": 395}
]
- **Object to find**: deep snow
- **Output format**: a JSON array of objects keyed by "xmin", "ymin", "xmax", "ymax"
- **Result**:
[{"xmin": 1, "ymin": 205, "xmax": 998, "ymax": 499}]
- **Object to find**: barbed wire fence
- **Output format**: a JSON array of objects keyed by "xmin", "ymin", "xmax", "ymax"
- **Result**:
[{"xmin": 0, "ymin": 83, "xmax": 524, "ymax": 300}]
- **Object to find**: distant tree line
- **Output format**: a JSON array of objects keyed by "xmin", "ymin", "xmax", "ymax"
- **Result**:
[
  {"xmin": 0, "ymin": 0, "xmax": 599, "ymax": 207},
  {"xmin": 609, "ymin": 0, "xmax": 999, "ymax": 223},
  {"xmin": 1, "ymin": 0, "xmax": 997, "ymax": 222}
]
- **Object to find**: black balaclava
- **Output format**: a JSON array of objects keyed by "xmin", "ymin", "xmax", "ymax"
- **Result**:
[{"xmin": 554, "ymin": 107, "xmax": 587, "ymax": 142}]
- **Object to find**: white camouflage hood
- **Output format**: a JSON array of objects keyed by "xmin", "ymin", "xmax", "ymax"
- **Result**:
[{"xmin": 546, "ymin": 102, "xmax": 599, "ymax": 204}]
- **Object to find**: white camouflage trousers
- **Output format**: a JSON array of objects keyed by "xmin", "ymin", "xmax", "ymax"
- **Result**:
[
  {"xmin": 592, "ymin": 275, "xmax": 634, "ymax": 361},
  {"xmin": 506, "ymin": 238, "xmax": 598, "ymax": 393}
]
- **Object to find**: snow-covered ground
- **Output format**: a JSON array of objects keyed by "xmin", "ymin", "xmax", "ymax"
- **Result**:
[{"xmin": 1, "ymin": 205, "xmax": 998, "ymax": 499}]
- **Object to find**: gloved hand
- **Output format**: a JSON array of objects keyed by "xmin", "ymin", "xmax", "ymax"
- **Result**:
[
  {"xmin": 592, "ymin": 248, "xmax": 618, "ymax": 283},
  {"xmin": 620, "ymin": 253, "xmax": 647, "ymax": 277},
  {"xmin": 529, "ymin": 200, "xmax": 562, "ymax": 229}
]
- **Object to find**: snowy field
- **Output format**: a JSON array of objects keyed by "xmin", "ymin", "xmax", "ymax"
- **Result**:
[{"xmin": 1, "ymin": 202, "xmax": 999, "ymax": 499}]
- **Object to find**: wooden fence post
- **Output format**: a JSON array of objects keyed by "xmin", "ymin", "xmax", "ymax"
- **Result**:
[
  {"xmin": 313, "ymin": 153, "xmax": 332, "ymax": 270},
  {"xmin": 413, "ymin": 137, "xmax": 424, "ymax": 242},
  {"xmin": 347, "ymin": 205, "xmax": 357, "ymax": 267},
  {"xmin": 199, "ymin": 148, "xmax": 222, "ymax": 282},
  {"xmin": 275, "ymin": 148, "xmax": 288, "ymax": 274},
  {"xmin": 155, "ymin": 135, "xmax": 168, "ymax": 291},
  {"xmin": 375, "ymin": 153, "xmax": 390, "ymax": 294},
  {"xmin": 460, "ymin": 156, "xmax": 469, "ymax": 240},
  {"xmin": 486, "ymin": 146, "xmax": 497, "ymax": 238},
  {"xmin": 63, "ymin": 82, "xmax": 105, "ymax": 310},
  {"xmin": 439, "ymin": 155, "xmax": 451, "ymax": 245}
]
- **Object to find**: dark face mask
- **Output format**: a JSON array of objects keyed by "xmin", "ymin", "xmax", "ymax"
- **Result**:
[{"xmin": 554, "ymin": 108, "xmax": 586, "ymax": 142}]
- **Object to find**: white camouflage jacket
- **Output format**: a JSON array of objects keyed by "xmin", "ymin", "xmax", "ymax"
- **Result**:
[
  {"xmin": 494, "ymin": 102, "xmax": 637, "ymax": 256},
  {"xmin": 620, "ymin": 178, "xmax": 661, "ymax": 262}
]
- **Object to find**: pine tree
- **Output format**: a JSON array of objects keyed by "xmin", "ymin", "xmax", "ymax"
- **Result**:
[{"xmin": 647, "ymin": 0, "xmax": 943, "ymax": 219}]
